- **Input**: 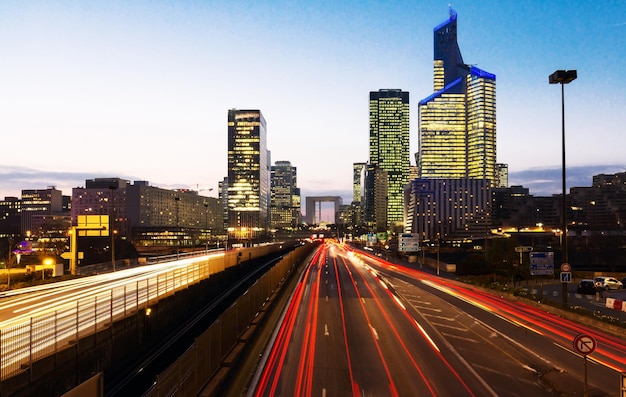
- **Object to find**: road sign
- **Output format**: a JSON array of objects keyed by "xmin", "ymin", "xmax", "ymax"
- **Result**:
[
  {"xmin": 515, "ymin": 246, "xmax": 533, "ymax": 253},
  {"xmin": 530, "ymin": 252, "xmax": 554, "ymax": 275},
  {"xmin": 573, "ymin": 334, "xmax": 596, "ymax": 355},
  {"xmin": 560, "ymin": 271, "xmax": 572, "ymax": 283},
  {"xmin": 561, "ymin": 263, "xmax": 571, "ymax": 272},
  {"xmin": 399, "ymin": 233, "xmax": 420, "ymax": 252}
]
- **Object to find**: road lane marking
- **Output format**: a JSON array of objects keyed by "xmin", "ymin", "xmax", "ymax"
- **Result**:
[{"xmin": 369, "ymin": 324, "xmax": 379, "ymax": 340}]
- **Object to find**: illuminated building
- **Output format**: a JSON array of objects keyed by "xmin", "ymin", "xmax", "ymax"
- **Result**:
[
  {"xmin": 270, "ymin": 161, "xmax": 300, "ymax": 229},
  {"xmin": 21, "ymin": 187, "xmax": 65, "ymax": 238},
  {"xmin": 353, "ymin": 162, "xmax": 366, "ymax": 204},
  {"xmin": 418, "ymin": 8, "xmax": 496, "ymax": 184},
  {"xmin": 495, "ymin": 163, "xmax": 509, "ymax": 188},
  {"xmin": 72, "ymin": 178, "xmax": 221, "ymax": 247},
  {"xmin": 227, "ymin": 109, "xmax": 269, "ymax": 242},
  {"xmin": 369, "ymin": 89, "xmax": 410, "ymax": 230},
  {"xmin": 405, "ymin": 178, "xmax": 491, "ymax": 240},
  {"xmin": 364, "ymin": 165, "xmax": 388, "ymax": 232},
  {"xmin": 0, "ymin": 197, "xmax": 21, "ymax": 239}
]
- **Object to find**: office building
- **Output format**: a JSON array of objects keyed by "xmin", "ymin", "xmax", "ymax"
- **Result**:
[
  {"xmin": 353, "ymin": 162, "xmax": 367, "ymax": 204},
  {"xmin": 369, "ymin": 89, "xmax": 410, "ymax": 230},
  {"xmin": 21, "ymin": 187, "xmax": 66, "ymax": 238},
  {"xmin": 364, "ymin": 165, "xmax": 388, "ymax": 232},
  {"xmin": 72, "ymin": 178, "xmax": 221, "ymax": 248},
  {"xmin": 0, "ymin": 197, "xmax": 21, "ymax": 239},
  {"xmin": 495, "ymin": 163, "xmax": 509, "ymax": 188},
  {"xmin": 270, "ymin": 161, "xmax": 300, "ymax": 229},
  {"xmin": 418, "ymin": 8, "xmax": 496, "ymax": 184},
  {"xmin": 227, "ymin": 109, "xmax": 270, "ymax": 242},
  {"xmin": 405, "ymin": 178, "xmax": 491, "ymax": 240}
]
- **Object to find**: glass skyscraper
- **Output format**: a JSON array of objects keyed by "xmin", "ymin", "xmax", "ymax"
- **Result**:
[
  {"xmin": 418, "ymin": 8, "xmax": 496, "ymax": 184},
  {"xmin": 270, "ymin": 160, "xmax": 300, "ymax": 229},
  {"xmin": 369, "ymin": 89, "xmax": 410, "ymax": 230},
  {"xmin": 227, "ymin": 109, "xmax": 269, "ymax": 241}
]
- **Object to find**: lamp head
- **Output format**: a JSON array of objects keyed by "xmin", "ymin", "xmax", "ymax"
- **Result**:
[{"xmin": 549, "ymin": 70, "xmax": 577, "ymax": 84}]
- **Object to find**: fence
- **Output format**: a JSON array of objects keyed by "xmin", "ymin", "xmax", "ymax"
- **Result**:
[
  {"xmin": 0, "ymin": 244, "xmax": 281, "ymax": 382},
  {"xmin": 142, "ymin": 244, "xmax": 315, "ymax": 397}
]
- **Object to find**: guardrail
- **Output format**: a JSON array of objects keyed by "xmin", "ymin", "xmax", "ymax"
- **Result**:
[
  {"xmin": 0, "ymin": 244, "xmax": 281, "ymax": 382},
  {"xmin": 143, "ymin": 244, "xmax": 316, "ymax": 397}
]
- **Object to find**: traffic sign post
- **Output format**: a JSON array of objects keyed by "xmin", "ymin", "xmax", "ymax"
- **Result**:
[
  {"xmin": 573, "ymin": 334, "xmax": 596, "ymax": 397},
  {"xmin": 560, "ymin": 272, "xmax": 572, "ymax": 283},
  {"xmin": 529, "ymin": 252, "xmax": 554, "ymax": 276}
]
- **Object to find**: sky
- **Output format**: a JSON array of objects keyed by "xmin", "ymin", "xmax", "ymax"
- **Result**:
[{"xmin": 1, "ymin": 0, "xmax": 625, "ymax": 213}]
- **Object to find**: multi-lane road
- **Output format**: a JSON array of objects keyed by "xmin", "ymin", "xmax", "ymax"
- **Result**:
[
  {"xmin": 249, "ymin": 242, "xmax": 626, "ymax": 396},
  {"xmin": 0, "ymin": 252, "xmax": 225, "ymax": 380}
]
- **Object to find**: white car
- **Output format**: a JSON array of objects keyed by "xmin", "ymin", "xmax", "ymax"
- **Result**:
[{"xmin": 593, "ymin": 276, "xmax": 623, "ymax": 290}]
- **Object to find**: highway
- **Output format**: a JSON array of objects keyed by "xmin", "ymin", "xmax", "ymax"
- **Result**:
[
  {"xmin": 249, "ymin": 242, "xmax": 626, "ymax": 396},
  {"xmin": 0, "ymin": 251, "xmax": 226, "ymax": 380}
]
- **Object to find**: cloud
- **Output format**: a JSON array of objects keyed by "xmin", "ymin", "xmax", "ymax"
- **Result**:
[
  {"xmin": 0, "ymin": 165, "xmax": 140, "ymax": 198},
  {"xmin": 2, "ymin": 164, "xmax": 625, "ymax": 205},
  {"xmin": 509, "ymin": 164, "xmax": 626, "ymax": 196}
]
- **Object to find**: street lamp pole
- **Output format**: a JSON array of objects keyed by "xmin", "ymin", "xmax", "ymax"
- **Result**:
[
  {"xmin": 204, "ymin": 202, "xmax": 209, "ymax": 253},
  {"xmin": 549, "ymin": 69, "xmax": 577, "ymax": 308},
  {"xmin": 175, "ymin": 196, "xmax": 181, "ymax": 259},
  {"xmin": 109, "ymin": 185, "xmax": 118, "ymax": 272}
]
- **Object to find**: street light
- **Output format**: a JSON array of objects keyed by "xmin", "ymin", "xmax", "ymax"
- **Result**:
[
  {"xmin": 549, "ymin": 69, "xmax": 577, "ymax": 308},
  {"xmin": 175, "ymin": 196, "xmax": 181, "ymax": 259},
  {"xmin": 204, "ymin": 202, "xmax": 209, "ymax": 253},
  {"xmin": 108, "ymin": 185, "xmax": 118, "ymax": 272}
]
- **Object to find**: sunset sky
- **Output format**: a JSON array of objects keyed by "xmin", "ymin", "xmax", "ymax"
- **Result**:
[{"xmin": 1, "ymin": 0, "xmax": 625, "ymax": 213}]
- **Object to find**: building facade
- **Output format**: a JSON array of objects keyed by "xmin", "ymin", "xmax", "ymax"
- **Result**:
[
  {"xmin": 418, "ymin": 8, "xmax": 496, "ymax": 184},
  {"xmin": 495, "ymin": 163, "xmax": 509, "ymax": 188},
  {"xmin": 72, "ymin": 178, "xmax": 222, "ymax": 248},
  {"xmin": 21, "ymin": 187, "xmax": 66, "ymax": 238},
  {"xmin": 270, "ymin": 161, "xmax": 301, "ymax": 229},
  {"xmin": 0, "ymin": 197, "xmax": 21, "ymax": 239},
  {"xmin": 369, "ymin": 89, "xmax": 410, "ymax": 230},
  {"xmin": 352, "ymin": 162, "xmax": 366, "ymax": 204},
  {"xmin": 405, "ymin": 178, "xmax": 491, "ymax": 240},
  {"xmin": 364, "ymin": 165, "xmax": 388, "ymax": 232},
  {"xmin": 227, "ymin": 109, "xmax": 270, "ymax": 242}
]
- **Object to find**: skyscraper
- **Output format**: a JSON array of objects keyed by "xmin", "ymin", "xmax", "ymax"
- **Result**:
[
  {"xmin": 418, "ymin": 8, "xmax": 496, "ymax": 183},
  {"xmin": 270, "ymin": 161, "xmax": 300, "ymax": 229},
  {"xmin": 352, "ymin": 162, "xmax": 366, "ymax": 204},
  {"xmin": 227, "ymin": 109, "xmax": 269, "ymax": 242},
  {"xmin": 369, "ymin": 89, "xmax": 410, "ymax": 230}
]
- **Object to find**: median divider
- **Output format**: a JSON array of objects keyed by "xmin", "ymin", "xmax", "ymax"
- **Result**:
[{"xmin": 606, "ymin": 297, "xmax": 626, "ymax": 312}]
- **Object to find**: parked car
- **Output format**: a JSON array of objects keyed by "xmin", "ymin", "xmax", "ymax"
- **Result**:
[
  {"xmin": 593, "ymin": 276, "xmax": 623, "ymax": 291},
  {"xmin": 577, "ymin": 279, "xmax": 598, "ymax": 294}
]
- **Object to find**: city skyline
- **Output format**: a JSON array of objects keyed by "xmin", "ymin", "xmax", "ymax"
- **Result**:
[{"xmin": 1, "ymin": 1, "xmax": 625, "ymax": 210}]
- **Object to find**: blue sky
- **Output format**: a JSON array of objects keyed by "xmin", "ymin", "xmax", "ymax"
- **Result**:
[{"xmin": 1, "ymin": 1, "xmax": 625, "ymax": 208}]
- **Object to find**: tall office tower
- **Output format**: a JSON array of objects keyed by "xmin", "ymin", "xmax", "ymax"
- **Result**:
[
  {"xmin": 369, "ymin": 89, "xmax": 410, "ymax": 230},
  {"xmin": 364, "ymin": 165, "xmax": 388, "ymax": 232},
  {"xmin": 352, "ymin": 162, "xmax": 366, "ymax": 204},
  {"xmin": 418, "ymin": 8, "xmax": 496, "ymax": 183},
  {"xmin": 270, "ymin": 161, "xmax": 301, "ymax": 229},
  {"xmin": 227, "ymin": 109, "xmax": 269, "ymax": 241}
]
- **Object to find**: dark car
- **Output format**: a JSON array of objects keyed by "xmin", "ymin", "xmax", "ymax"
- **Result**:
[{"xmin": 577, "ymin": 279, "xmax": 598, "ymax": 294}]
